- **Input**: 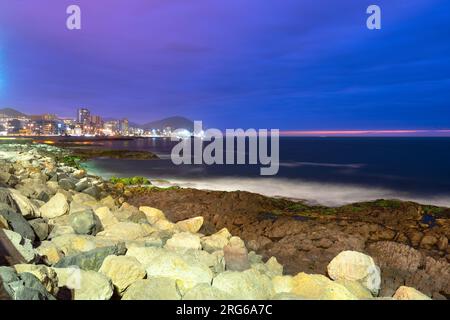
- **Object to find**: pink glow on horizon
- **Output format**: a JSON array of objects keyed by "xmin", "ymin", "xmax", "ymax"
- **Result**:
[{"xmin": 280, "ymin": 130, "xmax": 450, "ymax": 137}]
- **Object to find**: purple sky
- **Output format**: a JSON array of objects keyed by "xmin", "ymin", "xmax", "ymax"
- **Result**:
[{"xmin": 0, "ymin": 0, "xmax": 449, "ymax": 130}]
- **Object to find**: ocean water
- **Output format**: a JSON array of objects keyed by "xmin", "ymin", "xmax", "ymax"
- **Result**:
[{"xmin": 84, "ymin": 137, "xmax": 450, "ymax": 207}]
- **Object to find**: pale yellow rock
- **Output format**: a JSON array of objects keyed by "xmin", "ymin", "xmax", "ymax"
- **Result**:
[
  {"xmin": 140, "ymin": 223, "xmax": 157, "ymax": 235},
  {"xmin": 265, "ymin": 257, "xmax": 283, "ymax": 277},
  {"xmin": 201, "ymin": 228, "xmax": 232, "ymax": 252},
  {"xmin": 50, "ymin": 234, "xmax": 97, "ymax": 255},
  {"xmin": 393, "ymin": 286, "xmax": 432, "ymax": 300},
  {"xmin": 272, "ymin": 275, "xmax": 294, "ymax": 294},
  {"xmin": 40, "ymin": 193, "xmax": 69, "ymax": 219},
  {"xmin": 14, "ymin": 264, "xmax": 59, "ymax": 295},
  {"xmin": 165, "ymin": 232, "xmax": 202, "ymax": 253},
  {"xmin": 327, "ymin": 250, "xmax": 381, "ymax": 295},
  {"xmin": 153, "ymin": 219, "xmax": 176, "ymax": 232},
  {"xmin": 36, "ymin": 241, "xmax": 64, "ymax": 264},
  {"xmin": 229, "ymin": 236, "xmax": 246, "ymax": 248},
  {"xmin": 99, "ymin": 255, "xmax": 146, "ymax": 294},
  {"xmin": 94, "ymin": 206, "xmax": 119, "ymax": 229},
  {"xmin": 47, "ymin": 225, "xmax": 75, "ymax": 239},
  {"xmin": 336, "ymin": 279, "xmax": 373, "ymax": 299},
  {"xmin": 8, "ymin": 188, "xmax": 41, "ymax": 218},
  {"xmin": 212, "ymin": 269, "xmax": 274, "ymax": 300},
  {"xmin": 126, "ymin": 247, "xmax": 213, "ymax": 294},
  {"xmin": 100, "ymin": 196, "xmax": 116, "ymax": 210},
  {"xmin": 176, "ymin": 217, "xmax": 204, "ymax": 233},
  {"xmin": 122, "ymin": 278, "xmax": 181, "ymax": 300},
  {"xmin": 183, "ymin": 283, "xmax": 233, "ymax": 300},
  {"xmin": 53, "ymin": 268, "xmax": 114, "ymax": 300},
  {"xmin": 96, "ymin": 222, "xmax": 155, "ymax": 240},
  {"xmin": 291, "ymin": 272, "xmax": 357, "ymax": 300},
  {"xmin": 72, "ymin": 193, "xmax": 98, "ymax": 206},
  {"xmin": 0, "ymin": 215, "xmax": 9, "ymax": 229},
  {"xmin": 139, "ymin": 206, "xmax": 166, "ymax": 224}
]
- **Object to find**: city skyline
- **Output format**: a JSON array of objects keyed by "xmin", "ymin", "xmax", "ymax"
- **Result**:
[{"xmin": 0, "ymin": 1, "xmax": 449, "ymax": 130}]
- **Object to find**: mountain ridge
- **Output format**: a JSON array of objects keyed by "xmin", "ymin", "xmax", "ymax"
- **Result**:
[{"xmin": 0, "ymin": 108, "xmax": 28, "ymax": 118}]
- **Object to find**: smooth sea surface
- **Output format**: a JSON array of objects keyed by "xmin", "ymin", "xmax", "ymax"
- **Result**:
[{"xmin": 84, "ymin": 137, "xmax": 450, "ymax": 207}]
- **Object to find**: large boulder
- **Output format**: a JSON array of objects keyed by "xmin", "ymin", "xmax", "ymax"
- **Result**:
[
  {"xmin": 291, "ymin": 272, "xmax": 357, "ymax": 300},
  {"xmin": 201, "ymin": 228, "xmax": 232, "ymax": 253},
  {"xmin": 53, "ymin": 268, "xmax": 114, "ymax": 300},
  {"xmin": 35, "ymin": 241, "xmax": 64, "ymax": 265},
  {"xmin": 335, "ymin": 279, "xmax": 373, "ymax": 299},
  {"xmin": 8, "ymin": 188, "xmax": 41, "ymax": 219},
  {"xmin": 165, "ymin": 232, "xmax": 202, "ymax": 253},
  {"xmin": 251, "ymin": 256, "xmax": 283, "ymax": 278},
  {"xmin": 58, "ymin": 178, "xmax": 76, "ymax": 191},
  {"xmin": 393, "ymin": 286, "xmax": 432, "ymax": 300},
  {"xmin": 139, "ymin": 206, "xmax": 166, "ymax": 224},
  {"xmin": 0, "ymin": 204, "xmax": 35, "ymax": 242},
  {"xmin": 6, "ymin": 272, "xmax": 55, "ymax": 300},
  {"xmin": 100, "ymin": 196, "xmax": 116, "ymax": 210},
  {"xmin": 272, "ymin": 275, "xmax": 294, "ymax": 294},
  {"xmin": 183, "ymin": 283, "xmax": 232, "ymax": 300},
  {"xmin": 99, "ymin": 255, "xmax": 146, "ymax": 294},
  {"xmin": 2, "ymin": 229, "xmax": 36, "ymax": 263},
  {"xmin": 0, "ymin": 214, "xmax": 9, "ymax": 229},
  {"xmin": 54, "ymin": 244, "xmax": 127, "ymax": 271},
  {"xmin": 223, "ymin": 237, "xmax": 250, "ymax": 271},
  {"xmin": 94, "ymin": 206, "xmax": 119, "ymax": 229},
  {"xmin": 97, "ymin": 222, "xmax": 155, "ymax": 241},
  {"xmin": 75, "ymin": 179, "xmax": 90, "ymax": 192},
  {"xmin": 14, "ymin": 264, "xmax": 59, "ymax": 295},
  {"xmin": 176, "ymin": 217, "xmax": 204, "ymax": 233},
  {"xmin": 29, "ymin": 218, "xmax": 49, "ymax": 241},
  {"xmin": 327, "ymin": 251, "xmax": 381, "ymax": 295},
  {"xmin": 69, "ymin": 210, "xmax": 101, "ymax": 235},
  {"xmin": 47, "ymin": 234, "xmax": 115, "ymax": 256},
  {"xmin": 122, "ymin": 277, "xmax": 181, "ymax": 300},
  {"xmin": 212, "ymin": 269, "xmax": 274, "ymax": 300},
  {"xmin": 72, "ymin": 193, "xmax": 98, "ymax": 207},
  {"xmin": 40, "ymin": 193, "xmax": 69, "ymax": 219},
  {"xmin": 83, "ymin": 186, "xmax": 101, "ymax": 199},
  {"xmin": 126, "ymin": 247, "xmax": 213, "ymax": 294},
  {"xmin": 0, "ymin": 188, "xmax": 40, "ymax": 219}
]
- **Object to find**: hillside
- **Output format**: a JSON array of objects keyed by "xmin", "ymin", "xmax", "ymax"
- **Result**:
[
  {"xmin": 0, "ymin": 108, "xmax": 28, "ymax": 118},
  {"xmin": 140, "ymin": 116, "xmax": 194, "ymax": 131}
]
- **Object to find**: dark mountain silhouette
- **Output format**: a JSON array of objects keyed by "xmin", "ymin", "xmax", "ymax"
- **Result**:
[
  {"xmin": 140, "ymin": 116, "xmax": 194, "ymax": 131},
  {"xmin": 0, "ymin": 108, "xmax": 28, "ymax": 118}
]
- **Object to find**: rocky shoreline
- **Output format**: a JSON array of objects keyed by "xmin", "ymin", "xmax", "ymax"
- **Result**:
[{"xmin": 0, "ymin": 143, "xmax": 443, "ymax": 300}]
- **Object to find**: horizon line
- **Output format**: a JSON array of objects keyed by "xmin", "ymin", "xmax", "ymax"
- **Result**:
[{"xmin": 278, "ymin": 130, "xmax": 450, "ymax": 137}]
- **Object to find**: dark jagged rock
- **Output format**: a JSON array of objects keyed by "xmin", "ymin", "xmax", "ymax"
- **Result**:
[
  {"xmin": 0, "ymin": 204, "xmax": 35, "ymax": 242},
  {"xmin": 0, "ymin": 267, "xmax": 55, "ymax": 300},
  {"xmin": 83, "ymin": 186, "xmax": 100, "ymax": 199},
  {"xmin": 58, "ymin": 178, "xmax": 76, "ymax": 191},
  {"xmin": 29, "ymin": 218, "xmax": 49, "ymax": 241},
  {"xmin": 54, "ymin": 244, "xmax": 127, "ymax": 271},
  {"xmin": 8, "ymin": 273, "xmax": 55, "ymax": 300}
]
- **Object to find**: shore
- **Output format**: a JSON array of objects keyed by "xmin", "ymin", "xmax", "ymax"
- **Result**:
[{"xmin": 0, "ymin": 143, "xmax": 447, "ymax": 300}]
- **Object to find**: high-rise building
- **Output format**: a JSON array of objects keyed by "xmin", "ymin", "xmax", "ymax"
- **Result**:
[
  {"xmin": 90, "ymin": 115, "xmax": 103, "ymax": 127},
  {"xmin": 119, "ymin": 118, "xmax": 129, "ymax": 135},
  {"xmin": 77, "ymin": 108, "xmax": 90, "ymax": 124}
]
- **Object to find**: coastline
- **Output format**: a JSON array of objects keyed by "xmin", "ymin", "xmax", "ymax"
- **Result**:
[{"xmin": 0, "ymin": 143, "xmax": 448, "ymax": 300}]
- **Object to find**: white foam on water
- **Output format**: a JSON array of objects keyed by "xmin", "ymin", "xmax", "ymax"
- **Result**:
[{"xmin": 153, "ymin": 177, "xmax": 450, "ymax": 207}]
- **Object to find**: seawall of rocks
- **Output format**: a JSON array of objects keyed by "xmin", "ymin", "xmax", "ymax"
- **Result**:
[{"xmin": 0, "ymin": 143, "xmax": 434, "ymax": 300}]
